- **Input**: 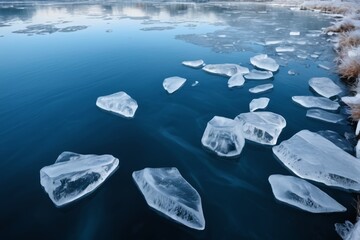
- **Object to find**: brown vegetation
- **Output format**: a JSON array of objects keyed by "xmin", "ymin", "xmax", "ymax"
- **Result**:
[{"xmin": 338, "ymin": 56, "xmax": 360, "ymax": 80}]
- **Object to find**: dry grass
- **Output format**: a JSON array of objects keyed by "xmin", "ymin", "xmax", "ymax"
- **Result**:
[
  {"xmin": 327, "ymin": 21, "xmax": 356, "ymax": 33},
  {"xmin": 350, "ymin": 104, "xmax": 360, "ymax": 121},
  {"xmin": 338, "ymin": 53, "xmax": 360, "ymax": 80},
  {"xmin": 338, "ymin": 31, "xmax": 360, "ymax": 49}
]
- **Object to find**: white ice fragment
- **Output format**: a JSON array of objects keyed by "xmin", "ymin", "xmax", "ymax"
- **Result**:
[
  {"xmin": 273, "ymin": 130, "xmax": 360, "ymax": 192},
  {"xmin": 96, "ymin": 91, "xmax": 138, "ymax": 118},
  {"xmin": 192, "ymin": 81, "xmax": 199, "ymax": 87},
  {"xmin": 342, "ymin": 94, "xmax": 360, "ymax": 106},
  {"xmin": 40, "ymin": 152, "xmax": 119, "ymax": 207},
  {"xmin": 244, "ymin": 70, "xmax": 273, "ymax": 80},
  {"xmin": 265, "ymin": 40, "xmax": 283, "ymax": 45},
  {"xmin": 318, "ymin": 64, "xmax": 330, "ymax": 70},
  {"xmin": 132, "ymin": 167, "xmax": 205, "ymax": 230},
  {"xmin": 228, "ymin": 73, "xmax": 245, "ymax": 88},
  {"xmin": 182, "ymin": 60, "xmax": 204, "ymax": 68},
  {"xmin": 297, "ymin": 54, "xmax": 307, "ymax": 59},
  {"xmin": 163, "ymin": 76, "xmax": 186, "ymax": 94},
  {"xmin": 335, "ymin": 220, "xmax": 360, "ymax": 240},
  {"xmin": 356, "ymin": 140, "xmax": 360, "ymax": 158},
  {"xmin": 269, "ymin": 174, "xmax": 346, "ymax": 213},
  {"xmin": 288, "ymin": 70, "xmax": 297, "ymax": 75},
  {"xmin": 249, "ymin": 97, "xmax": 270, "ymax": 112},
  {"xmin": 311, "ymin": 54, "xmax": 319, "ymax": 58},
  {"xmin": 202, "ymin": 64, "xmax": 249, "ymax": 77},
  {"xmin": 356, "ymin": 121, "xmax": 360, "ymax": 135},
  {"xmin": 250, "ymin": 54, "xmax": 279, "ymax": 72},
  {"xmin": 201, "ymin": 116, "xmax": 245, "ymax": 157},
  {"xmin": 249, "ymin": 83, "xmax": 273, "ymax": 93},
  {"xmin": 290, "ymin": 31, "xmax": 300, "ymax": 36},
  {"xmin": 275, "ymin": 47, "xmax": 295, "ymax": 53},
  {"xmin": 309, "ymin": 77, "xmax": 342, "ymax": 98},
  {"xmin": 306, "ymin": 109, "xmax": 345, "ymax": 124},
  {"xmin": 292, "ymin": 96, "xmax": 340, "ymax": 110},
  {"xmin": 235, "ymin": 111, "xmax": 286, "ymax": 145},
  {"xmin": 317, "ymin": 130, "xmax": 354, "ymax": 154}
]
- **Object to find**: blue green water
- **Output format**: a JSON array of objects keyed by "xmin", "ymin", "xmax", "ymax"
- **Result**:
[{"xmin": 0, "ymin": 1, "xmax": 356, "ymax": 239}]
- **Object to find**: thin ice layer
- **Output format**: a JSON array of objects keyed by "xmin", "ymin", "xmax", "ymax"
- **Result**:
[
  {"xmin": 132, "ymin": 167, "xmax": 205, "ymax": 230},
  {"xmin": 292, "ymin": 96, "xmax": 339, "ymax": 110},
  {"xmin": 228, "ymin": 73, "xmax": 245, "ymax": 88},
  {"xmin": 269, "ymin": 174, "xmax": 346, "ymax": 213},
  {"xmin": 96, "ymin": 91, "xmax": 138, "ymax": 118},
  {"xmin": 163, "ymin": 76, "xmax": 187, "ymax": 94},
  {"xmin": 40, "ymin": 152, "xmax": 119, "ymax": 207},
  {"xmin": 182, "ymin": 60, "xmax": 204, "ymax": 68},
  {"xmin": 308, "ymin": 77, "xmax": 342, "ymax": 98},
  {"xmin": 250, "ymin": 54, "xmax": 279, "ymax": 72},
  {"xmin": 244, "ymin": 70, "xmax": 273, "ymax": 80},
  {"xmin": 201, "ymin": 116, "xmax": 245, "ymax": 157},
  {"xmin": 306, "ymin": 109, "xmax": 345, "ymax": 124},
  {"xmin": 249, "ymin": 83, "xmax": 274, "ymax": 93},
  {"xmin": 249, "ymin": 97, "xmax": 270, "ymax": 112},
  {"xmin": 273, "ymin": 130, "xmax": 360, "ymax": 192},
  {"xmin": 202, "ymin": 64, "xmax": 249, "ymax": 77},
  {"xmin": 235, "ymin": 111, "xmax": 286, "ymax": 145}
]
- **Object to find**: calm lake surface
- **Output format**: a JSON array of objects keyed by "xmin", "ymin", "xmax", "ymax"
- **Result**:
[{"xmin": 0, "ymin": 1, "xmax": 356, "ymax": 239}]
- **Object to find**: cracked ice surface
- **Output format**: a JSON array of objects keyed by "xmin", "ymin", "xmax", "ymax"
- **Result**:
[
  {"xmin": 269, "ymin": 174, "xmax": 346, "ymax": 213},
  {"xmin": 40, "ymin": 152, "xmax": 119, "ymax": 207},
  {"xmin": 273, "ymin": 130, "xmax": 360, "ymax": 192},
  {"xmin": 132, "ymin": 167, "xmax": 205, "ymax": 230}
]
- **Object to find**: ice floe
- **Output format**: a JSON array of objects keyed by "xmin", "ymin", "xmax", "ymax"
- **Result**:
[
  {"xmin": 163, "ymin": 76, "xmax": 187, "ymax": 94},
  {"xmin": 308, "ymin": 77, "xmax": 342, "ymax": 98},
  {"xmin": 290, "ymin": 31, "xmax": 300, "ymax": 36},
  {"xmin": 292, "ymin": 96, "xmax": 340, "ymax": 110},
  {"xmin": 182, "ymin": 60, "xmax": 204, "ymax": 68},
  {"xmin": 96, "ymin": 91, "xmax": 138, "ymax": 118},
  {"xmin": 132, "ymin": 167, "xmax": 205, "ymax": 230},
  {"xmin": 335, "ymin": 220, "xmax": 360, "ymax": 240},
  {"xmin": 250, "ymin": 54, "xmax": 279, "ymax": 72},
  {"xmin": 201, "ymin": 116, "xmax": 245, "ymax": 157},
  {"xmin": 317, "ymin": 130, "xmax": 354, "ymax": 154},
  {"xmin": 306, "ymin": 109, "xmax": 346, "ymax": 124},
  {"xmin": 228, "ymin": 73, "xmax": 245, "ymax": 88},
  {"xmin": 40, "ymin": 152, "xmax": 119, "ymax": 207},
  {"xmin": 235, "ymin": 111, "xmax": 286, "ymax": 145},
  {"xmin": 244, "ymin": 70, "xmax": 273, "ymax": 80},
  {"xmin": 342, "ymin": 94, "xmax": 360, "ymax": 106},
  {"xmin": 249, "ymin": 97, "xmax": 270, "ymax": 112},
  {"xmin": 273, "ymin": 130, "xmax": 360, "ymax": 192},
  {"xmin": 249, "ymin": 83, "xmax": 274, "ymax": 93},
  {"xmin": 203, "ymin": 64, "xmax": 249, "ymax": 77},
  {"xmin": 275, "ymin": 47, "xmax": 295, "ymax": 53},
  {"xmin": 269, "ymin": 174, "xmax": 346, "ymax": 213}
]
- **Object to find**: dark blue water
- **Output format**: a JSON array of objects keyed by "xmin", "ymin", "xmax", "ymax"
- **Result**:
[{"xmin": 0, "ymin": 2, "xmax": 356, "ymax": 239}]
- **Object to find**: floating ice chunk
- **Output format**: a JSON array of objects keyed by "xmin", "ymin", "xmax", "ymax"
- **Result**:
[
  {"xmin": 311, "ymin": 54, "xmax": 319, "ymax": 58},
  {"xmin": 275, "ymin": 47, "xmax": 295, "ymax": 53},
  {"xmin": 182, "ymin": 60, "xmax": 204, "ymax": 68},
  {"xmin": 273, "ymin": 130, "xmax": 360, "ymax": 192},
  {"xmin": 265, "ymin": 40, "xmax": 283, "ymax": 45},
  {"xmin": 228, "ymin": 73, "xmax": 245, "ymax": 88},
  {"xmin": 244, "ymin": 70, "xmax": 273, "ymax": 80},
  {"xmin": 297, "ymin": 54, "xmax": 307, "ymax": 59},
  {"xmin": 163, "ymin": 76, "xmax": 186, "ymax": 94},
  {"xmin": 306, "ymin": 109, "xmax": 345, "ymax": 124},
  {"xmin": 235, "ymin": 111, "xmax": 286, "ymax": 145},
  {"xmin": 356, "ymin": 121, "xmax": 360, "ymax": 135},
  {"xmin": 249, "ymin": 83, "xmax": 273, "ymax": 93},
  {"xmin": 269, "ymin": 174, "xmax": 346, "ymax": 213},
  {"xmin": 318, "ymin": 64, "xmax": 330, "ymax": 70},
  {"xmin": 192, "ymin": 81, "xmax": 199, "ymax": 87},
  {"xmin": 290, "ymin": 31, "xmax": 300, "ymax": 36},
  {"xmin": 342, "ymin": 94, "xmax": 360, "ymax": 106},
  {"xmin": 317, "ymin": 130, "xmax": 353, "ymax": 154},
  {"xmin": 335, "ymin": 220, "xmax": 360, "ymax": 240},
  {"xmin": 132, "ymin": 167, "xmax": 205, "ymax": 230},
  {"xmin": 202, "ymin": 64, "xmax": 249, "ymax": 77},
  {"xmin": 249, "ymin": 97, "xmax": 270, "ymax": 112},
  {"xmin": 96, "ymin": 91, "xmax": 138, "ymax": 118},
  {"xmin": 356, "ymin": 140, "xmax": 360, "ymax": 158},
  {"xmin": 201, "ymin": 116, "xmax": 245, "ymax": 157},
  {"xmin": 40, "ymin": 152, "xmax": 119, "ymax": 207},
  {"xmin": 292, "ymin": 96, "xmax": 339, "ymax": 110},
  {"xmin": 250, "ymin": 54, "xmax": 279, "ymax": 72},
  {"xmin": 288, "ymin": 70, "xmax": 297, "ymax": 75},
  {"xmin": 308, "ymin": 77, "xmax": 342, "ymax": 98}
]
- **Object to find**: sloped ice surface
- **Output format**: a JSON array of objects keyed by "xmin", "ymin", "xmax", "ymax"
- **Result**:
[
  {"xmin": 250, "ymin": 54, "xmax": 279, "ymax": 72},
  {"xmin": 249, "ymin": 97, "xmax": 270, "ymax": 112},
  {"xmin": 244, "ymin": 70, "xmax": 273, "ymax": 80},
  {"xmin": 182, "ymin": 59, "xmax": 204, "ymax": 68},
  {"xmin": 335, "ymin": 220, "xmax": 360, "ymax": 240},
  {"xmin": 306, "ymin": 109, "xmax": 346, "ymax": 124},
  {"xmin": 273, "ymin": 130, "xmax": 360, "ymax": 192},
  {"xmin": 269, "ymin": 174, "xmax": 346, "ymax": 213},
  {"xmin": 132, "ymin": 167, "xmax": 205, "ymax": 230},
  {"xmin": 234, "ymin": 111, "xmax": 286, "ymax": 145},
  {"xmin": 317, "ymin": 130, "xmax": 354, "ymax": 154},
  {"xmin": 202, "ymin": 64, "xmax": 249, "ymax": 77},
  {"xmin": 249, "ymin": 83, "xmax": 274, "ymax": 93},
  {"xmin": 228, "ymin": 73, "xmax": 245, "ymax": 88},
  {"xmin": 308, "ymin": 77, "xmax": 342, "ymax": 98},
  {"xmin": 292, "ymin": 96, "xmax": 340, "ymax": 110},
  {"xmin": 96, "ymin": 91, "xmax": 138, "ymax": 118},
  {"xmin": 163, "ymin": 76, "xmax": 187, "ymax": 94},
  {"xmin": 201, "ymin": 116, "xmax": 245, "ymax": 157},
  {"xmin": 40, "ymin": 152, "xmax": 119, "ymax": 207}
]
